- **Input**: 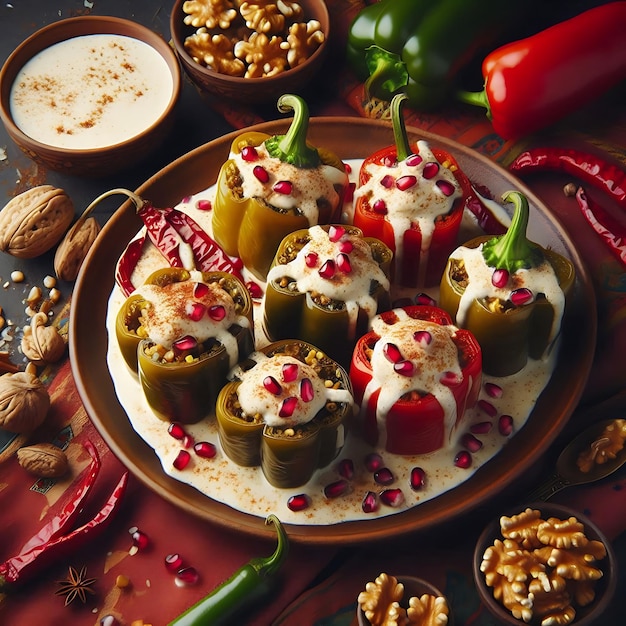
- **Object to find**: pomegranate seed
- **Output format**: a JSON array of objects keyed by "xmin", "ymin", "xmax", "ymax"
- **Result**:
[
  {"xmin": 253, "ymin": 165, "xmax": 269, "ymax": 183},
  {"xmin": 176, "ymin": 566, "xmax": 200, "ymax": 586},
  {"xmin": 173, "ymin": 450, "xmax": 191, "ymax": 470},
  {"xmin": 287, "ymin": 493, "xmax": 310, "ymax": 512},
  {"xmin": 422, "ymin": 162, "xmax": 440, "ymax": 179},
  {"xmin": 173, "ymin": 335, "xmax": 197, "ymax": 353},
  {"xmin": 454, "ymin": 450, "xmax": 472, "ymax": 469},
  {"xmin": 168, "ymin": 422, "xmax": 187, "ymax": 440},
  {"xmin": 499, "ymin": 414, "xmax": 514, "ymax": 436},
  {"xmin": 336, "ymin": 253, "xmax": 352, "ymax": 274},
  {"xmin": 478, "ymin": 399, "xmax": 498, "ymax": 417},
  {"xmin": 208, "ymin": 305, "xmax": 226, "ymax": 321},
  {"xmin": 384, "ymin": 342, "xmax": 403, "ymax": 363},
  {"xmin": 510, "ymin": 288, "xmax": 534, "ymax": 306},
  {"xmin": 246, "ymin": 281, "xmax": 263, "ymax": 299},
  {"xmin": 394, "ymin": 360, "xmax": 415, "ymax": 377},
  {"xmin": 196, "ymin": 199, "xmax": 212, "ymax": 211},
  {"xmin": 231, "ymin": 256, "xmax": 244, "ymax": 272},
  {"xmin": 396, "ymin": 175, "xmax": 417, "ymax": 191},
  {"xmin": 100, "ymin": 616, "xmax": 120, "ymax": 626},
  {"xmin": 344, "ymin": 162, "xmax": 352, "ymax": 173},
  {"xmin": 186, "ymin": 302, "xmax": 205, "ymax": 321},
  {"xmin": 241, "ymin": 146, "xmax": 259, "ymax": 161},
  {"xmin": 440, "ymin": 371, "xmax": 461, "ymax": 385},
  {"xmin": 413, "ymin": 330, "xmax": 432, "ymax": 345},
  {"xmin": 461, "ymin": 433, "xmax": 483, "ymax": 453},
  {"xmin": 263, "ymin": 375, "xmax": 283, "ymax": 395},
  {"xmin": 305, "ymin": 252, "xmax": 318, "ymax": 267},
  {"xmin": 193, "ymin": 282, "xmax": 209, "ymax": 298},
  {"xmin": 406, "ymin": 154, "xmax": 423, "ymax": 167},
  {"xmin": 338, "ymin": 240, "xmax": 353, "ymax": 253},
  {"xmin": 324, "ymin": 479, "xmax": 350, "ymax": 499},
  {"xmin": 319, "ymin": 260, "xmax": 336, "ymax": 279},
  {"xmin": 273, "ymin": 180, "xmax": 293, "ymax": 195},
  {"xmin": 410, "ymin": 467, "xmax": 426, "ymax": 491},
  {"xmin": 374, "ymin": 467, "xmax": 394, "ymax": 485},
  {"xmin": 492, "ymin": 268, "xmax": 509, "ymax": 288},
  {"xmin": 372, "ymin": 199, "xmax": 387, "ymax": 214},
  {"xmin": 383, "ymin": 155, "xmax": 396, "ymax": 167},
  {"xmin": 380, "ymin": 488, "xmax": 405, "ymax": 508},
  {"xmin": 328, "ymin": 225, "xmax": 345, "ymax": 242},
  {"xmin": 365, "ymin": 453, "xmax": 384, "ymax": 472},
  {"xmin": 362, "ymin": 491, "xmax": 379, "ymax": 513},
  {"xmin": 484, "ymin": 382, "xmax": 503, "ymax": 398},
  {"xmin": 414, "ymin": 292, "xmax": 436, "ymax": 306},
  {"xmin": 380, "ymin": 174, "xmax": 394, "ymax": 188},
  {"xmin": 165, "ymin": 553, "xmax": 184, "ymax": 572},
  {"xmin": 279, "ymin": 396, "xmax": 298, "ymax": 418},
  {"xmin": 132, "ymin": 529, "xmax": 150, "ymax": 550},
  {"xmin": 282, "ymin": 362, "xmax": 298, "ymax": 382},
  {"xmin": 182, "ymin": 434, "xmax": 195, "ymax": 449},
  {"xmin": 470, "ymin": 421, "xmax": 493, "ymax": 434},
  {"xmin": 194, "ymin": 441, "xmax": 217, "ymax": 458},
  {"xmin": 436, "ymin": 180, "xmax": 456, "ymax": 196},
  {"xmin": 338, "ymin": 458, "xmax": 354, "ymax": 480},
  {"xmin": 300, "ymin": 378, "xmax": 314, "ymax": 402}
]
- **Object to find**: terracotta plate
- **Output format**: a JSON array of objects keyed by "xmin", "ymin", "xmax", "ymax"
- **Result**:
[{"xmin": 70, "ymin": 118, "xmax": 596, "ymax": 545}]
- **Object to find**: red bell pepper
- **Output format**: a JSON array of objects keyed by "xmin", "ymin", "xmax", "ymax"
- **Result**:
[
  {"xmin": 350, "ymin": 305, "xmax": 482, "ymax": 455},
  {"xmin": 457, "ymin": 2, "xmax": 626, "ymax": 140},
  {"xmin": 353, "ymin": 95, "xmax": 472, "ymax": 288}
]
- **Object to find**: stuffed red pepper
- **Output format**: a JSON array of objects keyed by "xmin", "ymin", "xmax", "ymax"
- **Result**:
[
  {"xmin": 350, "ymin": 305, "xmax": 482, "ymax": 455},
  {"xmin": 353, "ymin": 94, "xmax": 471, "ymax": 287}
]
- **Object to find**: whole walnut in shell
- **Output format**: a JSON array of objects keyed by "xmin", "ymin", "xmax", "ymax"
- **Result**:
[
  {"xmin": 0, "ymin": 371, "xmax": 50, "ymax": 433},
  {"xmin": 21, "ymin": 312, "xmax": 66, "ymax": 365}
]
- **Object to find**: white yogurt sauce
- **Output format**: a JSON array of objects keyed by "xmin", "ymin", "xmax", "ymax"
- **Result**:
[
  {"xmin": 10, "ymin": 34, "xmax": 173, "ymax": 149},
  {"xmin": 106, "ymin": 158, "xmax": 562, "ymax": 526}
]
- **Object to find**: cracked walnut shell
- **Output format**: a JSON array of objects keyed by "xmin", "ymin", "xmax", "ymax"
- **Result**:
[
  {"xmin": 0, "ymin": 371, "xmax": 50, "ymax": 433},
  {"xmin": 21, "ymin": 312, "xmax": 66, "ymax": 365}
]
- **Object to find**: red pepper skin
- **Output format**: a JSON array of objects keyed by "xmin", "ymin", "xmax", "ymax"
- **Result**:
[
  {"xmin": 464, "ymin": 2, "xmax": 626, "ymax": 140},
  {"xmin": 353, "ymin": 146, "xmax": 472, "ymax": 288},
  {"xmin": 350, "ymin": 305, "xmax": 482, "ymax": 455},
  {"xmin": 575, "ymin": 186, "xmax": 626, "ymax": 267},
  {"xmin": 0, "ymin": 470, "xmax": 128, "ymax": 591},
  {"xmin": 116, "ymin": 236, "xmax": 148, "ymax": 297},
  {"xmin": 510, "ymin": 148, "xmax": 626, "ymax": 210}
]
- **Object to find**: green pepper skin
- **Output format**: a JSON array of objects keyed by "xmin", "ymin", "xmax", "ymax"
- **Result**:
[
  {"xmin": 348, "ymin": 0, "xmax": 535, "ymax": 109},
  {"xmin": 115, "ymin": 294, "xmax": 147, "ymax": 373},
  {"xmin": 169, "ymin": 515, "xmax": 288, "ymax": 626},
  {"xmin": 439, "ymin": 235, "xmax": 575, "ymax": 376},
  {"xmin": 263, "ymin": 225, "xmax": 392, "ymax": 367}
]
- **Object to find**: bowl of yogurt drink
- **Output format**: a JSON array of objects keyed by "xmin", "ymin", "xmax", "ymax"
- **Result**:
[{"xmin": 0, "ymin": 16, "xmax": 181, "ymax": 176}]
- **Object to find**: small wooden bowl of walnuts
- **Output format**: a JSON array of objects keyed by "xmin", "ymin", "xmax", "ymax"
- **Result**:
[
  {"xmin": 169, "ymin": 0, "xmax": 329, "ymax": 103},
  {"xmin": 473, "ymin": 503, "xmax": 617, "ymax": 626}
]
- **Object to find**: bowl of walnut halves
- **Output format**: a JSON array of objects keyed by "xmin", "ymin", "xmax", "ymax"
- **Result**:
[
  {"xmin": 356, "ymin": 573, "xmax": 452, "ymax": 626},
  {"xmin": 473, "ymin": 503, "xmax": 617, "ymax": 626},
  {"xmin": 169, "ymin": 0, "xmax": 329, "ymax": 103}
]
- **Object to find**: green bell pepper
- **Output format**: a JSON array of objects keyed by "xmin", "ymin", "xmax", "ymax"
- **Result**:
[
  {"xmin": 215, "ymin": 340, "xmax": 353, "ymax": 488},
  {"xmin": 439, "ymin": 191, "xmax": 575, "ymax": 377},
  {"xmin": 212, "ymin": 94, "xmax": 348, "ymax": 280},
  {"xmin": 126, "ymin": 268, "xmax": 253, "ymax": 423},
  {"xmin": 347, "ymin": 0, "xmax": 535, "ymax": 110},
  {"xmin": 262, "ymin": 224, "xmax": 392, "ymax": 367}
]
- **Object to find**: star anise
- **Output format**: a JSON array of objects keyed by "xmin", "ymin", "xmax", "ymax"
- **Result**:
[{"xmin": 55, "ymin": 565, "xmax": 97, "ymax": 606}]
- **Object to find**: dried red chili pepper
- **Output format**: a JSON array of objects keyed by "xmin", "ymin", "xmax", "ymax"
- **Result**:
[
  {"xmin": 509, "ymin": 148, "xmax": 626, "ymax": 211},
  {"xmin": 0, "ymin": 455, "xmax": 128, "ymax": 595},
  {"xmin": 87, "ymin": 188, "xmax": 243, "ymax": 297},
  {"xmin": 575, "ymin": 186, "xmax": 626, "ymax": 267}
]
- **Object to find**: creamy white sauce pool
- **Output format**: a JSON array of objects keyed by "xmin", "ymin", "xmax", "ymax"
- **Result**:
[
  {"xmin": 106, "ymin": 159, "xmax": 561, "ymax": 526},
  {"xmin": 10, "ymin": 34, "xmax": 173, "ymax": 149}
]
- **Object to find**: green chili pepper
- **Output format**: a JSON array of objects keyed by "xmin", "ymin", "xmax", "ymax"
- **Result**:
[
  {"xmin": 347, "ymin": 0, "xmax": 536, "ymax": 110},
  {"xmin": 168, "ymin": 515, "xmax": 288, "ymax": 626}
]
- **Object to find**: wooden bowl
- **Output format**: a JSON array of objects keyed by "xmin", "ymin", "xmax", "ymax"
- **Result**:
[
  {"xmin": 473, "ymin": 502, "xmax": 617, "ymax": 626},
  {"xmin": 0, "ymin": 16, "xmax": 181, "ymax": 176},
  {"xmin": 169, "ymin": 0, "xmax": 329, "ymax": 104}
]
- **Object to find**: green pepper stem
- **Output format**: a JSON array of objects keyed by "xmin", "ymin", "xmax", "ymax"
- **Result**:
[
  {"xmin": 248, "ymin": 515, "xmax": 289, "ymax": 580},
  {"xmin": 481, "ymin": 191, "xmax": 543, "ymax": 272},
  {"xmin": 456, "ymin": 88, "xmax": 492, "ymax": 120},
  {"xmin": 265, "ymin": 95, "xmax": 320, "ymax": 169},
  {"xmin": 364, "ymin": 46, "xmax": 408, "ymax": 102},
  {"xmin": 391, "ymin": 93, "xmax": 411, "ymax": 162}
]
